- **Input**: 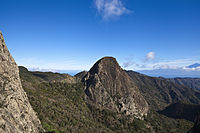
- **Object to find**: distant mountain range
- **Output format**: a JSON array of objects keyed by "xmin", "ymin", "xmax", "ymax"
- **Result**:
[
  {"xmin": 28, "ymin": 63, "xmax": 200, "ymax": 78},
  {"xmin": 138, "ymin": 63, "xmax": 200, "ymax": 78},
  {"xmin": 187, "ymin": 63, "xmax": 200, "ymax": 69}
]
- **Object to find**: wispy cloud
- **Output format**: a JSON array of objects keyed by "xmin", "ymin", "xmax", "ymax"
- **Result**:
[
  {"xmin": 28, "ymin": 67, "xmax": 59, "ymax": 73},
  {"xmin": 145, "ymin": 52, "xmax": 156, "ymax": 61},
  {"xmin": 94, "ymin": 0, "xmax": 131, "ymax": 20},
  {"xmin": 123, "ymin": 58, "xmax": 135, "ymax": 68},
  {"xmin": 122, "ymin": 52, "xmax": 156, "ymax": 69},
  {"xmin": 122, "ymin": 55, "xmax": 200, "ymax": 71},
  {"xmin": 183, "ymin": 67, "xmax": 200, "ymax": 71},
  {"xmin": 141, "ymin": 58, "xmax": 200, "ymax": 71}
]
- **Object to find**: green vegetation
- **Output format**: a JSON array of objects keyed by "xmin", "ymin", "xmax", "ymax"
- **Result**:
[
  {"xmin": 19, "ymin": 67, "xmax": 193, "ymax": 133},
  {"xmin": 145, "ymin": 110, "xmax": 193, "ymax": 133},
  {"xmin": 159, "ymin": 102, "xmax": 200, "ymax": 122},
  {"xmin": 127, "ymin": 71, "xmax": 200, "ymax": 110},
  {"xmin": 42, "ymin": 122, "xmax": 60, "ymax": 133}
]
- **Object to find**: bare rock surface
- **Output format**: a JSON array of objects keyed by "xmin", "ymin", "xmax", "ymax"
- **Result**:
[
  {"xmin": 83, "ymin": 57, "xmax": 148, "ymax": 118},
  {"xmin": 0, "ymin": 32, "xmax": 42, "ymax": 133}
]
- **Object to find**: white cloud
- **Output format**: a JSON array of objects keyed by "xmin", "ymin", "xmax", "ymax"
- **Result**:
[
  {"xmin": 151, "ymin": 59, "xmax": 196, "ymax": 68},
  {"xmin": 146, "ymin": 52, "xmax": 156, "ymax": 61},
  {"xmin": 133, "ymin": 58, "xmax": 200, "ymax": 71},
  {"xmin": 28, "ymin": 67, "xmax": 58, "ymax": 73},
  {"xmin": 94, "ymin": 0, "xmax": 131, "ymax": 19},
  {"xmin": 152, "ymin": 64, "xmax": 181, "ymax": 70}
]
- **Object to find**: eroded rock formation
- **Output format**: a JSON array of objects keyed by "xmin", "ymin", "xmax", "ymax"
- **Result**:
[
  {"xmin": 83, "ymin": 57, "xmax": 148, "ymax": 119},
  {"xmin": 0, "ymin": 32, "xmax": 42, "ymax": 133}
]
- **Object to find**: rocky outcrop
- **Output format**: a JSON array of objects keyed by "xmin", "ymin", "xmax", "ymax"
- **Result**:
[
  {"xmin": 83, "ymin": 57, "xmax": 148, "ymax": 118},
  {"xmin": 0, "ymin": 32, "xmax": 43, "ymax": 133}
]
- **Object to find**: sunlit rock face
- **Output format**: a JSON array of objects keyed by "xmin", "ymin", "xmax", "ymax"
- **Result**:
[
  {"xmin": 83, "ymin": 57, "xmax": 148, "ymax": 119},
  {"xmin": 0, "ymin": 32, "xmax": 43, "ymax": 133}
]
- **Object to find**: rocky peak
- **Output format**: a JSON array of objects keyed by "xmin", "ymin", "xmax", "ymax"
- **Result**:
[
  {"xmin": 0, "ymin": 32, "xmax": 43, "ymax": 132},
  {"xmin": 89, "ymin": 57, "xmax": 121, "ymax": 74},
  {"xmin": 83, "ymin": 57, "xmax": 148, "ymax": 119}
]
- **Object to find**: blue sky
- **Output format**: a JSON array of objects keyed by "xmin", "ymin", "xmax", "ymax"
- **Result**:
[{"xmin": 1, "ymin": 0, "xmax": 200, "ymax": 73}]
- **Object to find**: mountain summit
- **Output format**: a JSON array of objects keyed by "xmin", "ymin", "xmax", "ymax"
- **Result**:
[{"xmin": 83, "ymin": 57, "xmax": 148, "ymax": 118}]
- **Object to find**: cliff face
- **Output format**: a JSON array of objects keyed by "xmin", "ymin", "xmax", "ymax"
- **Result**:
[
  {"xmin": 0, "ymin": 32, "xmax": 42, "ymax": 133},
  {"xmin": 83, "ymin": 57, "xmax": 148, "ymax": 118}
]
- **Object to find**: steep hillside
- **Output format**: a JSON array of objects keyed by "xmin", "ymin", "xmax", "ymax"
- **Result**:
[
  {"xmin": 0, "ymin": 32, "xmax": 42, "ymax": 132},
  {"xmin": 19, "ymin": 65, "xmax": 193, "ymax": 133},
  {"xmin": 20, "ymin": 67, "xmax": 153, "ymax": 133},
  {"xmin": 74, "ymin": 71, "xmax": 87, "ymax": 82},
  {"xmin": 127, "ymin": 71, "xmax": 200, "ymax": 110},
  {"xmin": 168, "ymin": 78, "xmax": 200, "ymax": 90},
  {"xmin": 158, "ymin": 102, "xmax": 200, "ymax": 122}
]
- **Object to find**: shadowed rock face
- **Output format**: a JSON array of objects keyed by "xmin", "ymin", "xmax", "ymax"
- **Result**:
[
  {"xmin": 0, "ymin": 32, "xmax": 42, "ymax": 133},
  {"xmin": 83, "ymin": 57, "xmax": 148, "ymax": 118}
]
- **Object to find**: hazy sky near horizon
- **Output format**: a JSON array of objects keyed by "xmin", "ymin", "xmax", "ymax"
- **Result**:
[{"xmin": 1, "ymin": 0, "xmax": 200, "ymax": 71}]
